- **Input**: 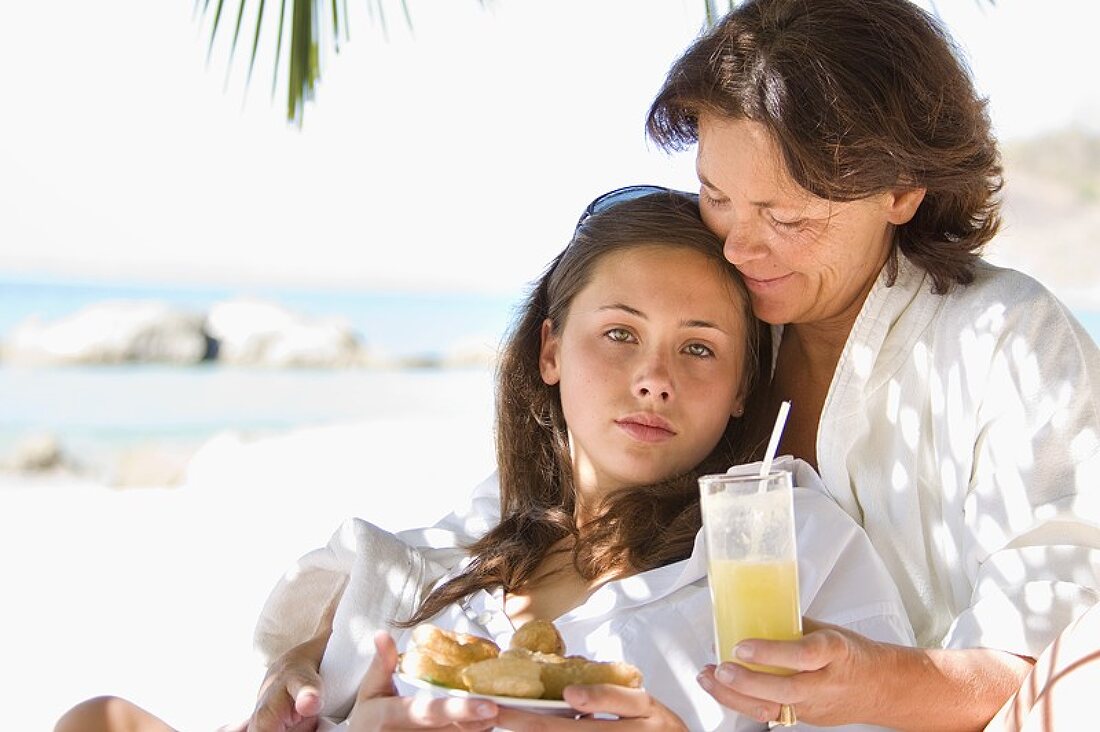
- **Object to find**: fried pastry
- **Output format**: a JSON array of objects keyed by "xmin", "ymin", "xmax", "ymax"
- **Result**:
[
  {"xmin": 502, "ymin": 648, "xmax": 643, "ymax": 700},
  {"xmin": 509, "ymin": 618, "xmax": 566, "ymax": 655},
  {"xmin": 399, "ymin": 647, "xmax": 469, "ymax": 689},
  {"xmin": 399, "ymin": 624, "xmax": 500, "ymax": 690},
  {"xmin": 461, "ymin": 654, "xmax": 545, "ymax": 698},
  {"xmin": 410, "ymin": 624, "xmax": 500, "ymax": 666}
]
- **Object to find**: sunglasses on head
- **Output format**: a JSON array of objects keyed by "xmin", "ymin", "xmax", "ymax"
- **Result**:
[{"xmin": 575, "ymin": 185, "xmax": 697, "ymax": 231}]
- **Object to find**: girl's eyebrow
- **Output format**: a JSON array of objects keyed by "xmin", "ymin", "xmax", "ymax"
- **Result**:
[
  {"xmin": 684, "ymin": 318, "xmax": 727, "ymax": 332},
  {"xmin": 596, "ymin": 303, "xmax": 729, "ymax": 333},
  {"xmin": 598, "ymin": 303, "xmax": 645, "ymax": 318}
]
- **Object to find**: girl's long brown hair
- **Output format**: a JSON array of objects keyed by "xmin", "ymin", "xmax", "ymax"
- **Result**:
[{"xmin": 401, "ymin": 190, "xmax": 770, "ymax": 626}]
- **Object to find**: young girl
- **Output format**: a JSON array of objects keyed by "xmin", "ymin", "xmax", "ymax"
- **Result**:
[{"xmin": 56, "ymin": 188, "xmax": 912, "ymax": 732}]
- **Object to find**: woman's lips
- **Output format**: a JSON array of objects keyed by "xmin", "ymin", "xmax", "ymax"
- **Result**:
[
  {"xmin": 616, "ymin": 415, "xmax": 676, "ymax": 443},
  {"xmin": 742, "ymin": 272, "xmax": 793, "ymax": 292}
]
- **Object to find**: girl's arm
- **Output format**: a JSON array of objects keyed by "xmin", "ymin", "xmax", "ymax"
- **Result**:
[{"xmin": 242, "ymin": 584, "xmax": 344, "ymax": 732}]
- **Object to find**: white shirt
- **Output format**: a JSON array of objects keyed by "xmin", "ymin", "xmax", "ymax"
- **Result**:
[
  {"xmin": 259, "ymin": 460, "xmax": 913, "ymax": 731},
  {"xmin": 808, "ymin": 254, "xmax": 1100, "ymax": 657}
]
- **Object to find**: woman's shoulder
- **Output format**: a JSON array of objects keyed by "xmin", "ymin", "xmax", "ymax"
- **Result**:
[
  {"xmin": 969, "ymin": 258, "xmax": 1054, "ymax": 298},
  {"xmin": 952, "ymin": 259, "xmax": 1056, "ymax": 308},
  {"xmin": 935, "ymin": 259, "xmax": 1085, "ymax": 340}
]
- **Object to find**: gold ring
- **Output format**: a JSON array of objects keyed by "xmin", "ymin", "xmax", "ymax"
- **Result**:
[{"xmin": 768, "ymin": 703, "xmax": 797, "ymax": 728}]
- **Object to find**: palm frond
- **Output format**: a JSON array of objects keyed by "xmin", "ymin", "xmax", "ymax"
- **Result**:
[
  {"xmin": 206, "ymin": 0, "xmax": 227, "ymax": 64},
  {"xmin": 245, "ymin": 0, "xmax": 267, "ymax": 88},
  {"xmin": 271, "ymin": 0, "xmax": 288, "ymax": 101},
  {"xmin": 225, "ymin": 0, "xmax": 250, "ymax": 86},
  {"xmin": 202, "ymin": 0, "xmax": 724, "ymax": 127},
  {"xmin": 203, "ymin": 0, "xmax": 401, "ymax": 126}
]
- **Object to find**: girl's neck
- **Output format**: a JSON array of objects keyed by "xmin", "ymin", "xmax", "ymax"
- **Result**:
[
  {"xmin": 504, "ymin": 538, "xmax": 622, "ymax": 626},
  {"xmin": 573, "ymin": 496, "xmax": 600, "ymax": 529},
  {"xmin": 571, "ymin": 472, "xmax": 614, "ymax": 528}
]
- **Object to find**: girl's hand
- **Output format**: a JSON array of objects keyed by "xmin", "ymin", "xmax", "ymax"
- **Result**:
[
  {"xmin": 497, "ymin": 684, "xmax": 688, "ymax": 731},
  {"xmin": 696, "ymin": 619, "xmax": 887, "ymax": 727},
  {"xmin": 229, "ymin": 632, "xmax": 329, "ymax": 732},
  {"xmin": 346, "ymin": 631, "xmax": 500, "ymax": 731}
]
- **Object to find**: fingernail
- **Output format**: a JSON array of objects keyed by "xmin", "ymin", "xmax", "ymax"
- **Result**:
[
  {"xmin": 735, "ymin": 643, "xmax": 755, "ymax": 660},
  {"xmin": 715, "ymin": 664, "xmax": 737, "ymax": 685},
  {"xmin": 571, "ymin": 688, "xmax": 589, "ymax": 706},
  {"xmin": 475, "ymin": 702, "xmax": 495, "ymax": 718},
  {"xmin": 697, "ymin": 672, "xmax": 713, "ymax": 691}
]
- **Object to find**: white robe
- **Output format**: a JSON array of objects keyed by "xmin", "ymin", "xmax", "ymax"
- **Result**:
[{"xmin": 806, "ymin": 254, "xmax": 1100, "ymax": 656}]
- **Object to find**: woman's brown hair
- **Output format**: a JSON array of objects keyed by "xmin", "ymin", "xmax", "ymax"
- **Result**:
[
  {"xmin": 401, "ymin": 190, "xmax": 770, "ymax": 626},
  {"xmin": 646, "ymin": 0, "xmax": 1002, "ymax": 293}
]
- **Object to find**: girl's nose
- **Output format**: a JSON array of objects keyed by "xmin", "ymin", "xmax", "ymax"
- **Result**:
[{"xmin": 635, "ymin": 355, "xmax": 673, "ymax": 402}]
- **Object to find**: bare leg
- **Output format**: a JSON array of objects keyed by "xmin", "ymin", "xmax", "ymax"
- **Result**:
[
  {"xmin": 54, "ymin": 696, "xmax": 176, "ymax": 732},
  {"xmin": 988, "ymin": 602, "xmax": 1100, "ymax": 731}
]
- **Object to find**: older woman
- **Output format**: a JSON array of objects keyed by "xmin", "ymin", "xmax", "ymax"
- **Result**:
[{"xmin": 645, "ymin": 0, "xmax": 1100, "ymax": 729}]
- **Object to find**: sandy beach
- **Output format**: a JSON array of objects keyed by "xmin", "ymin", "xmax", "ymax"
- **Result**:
[{"xmin": 1, "ymin": 409, "xmax": 497, "ymax": 731}]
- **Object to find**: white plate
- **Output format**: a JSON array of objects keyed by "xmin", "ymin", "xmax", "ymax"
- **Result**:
[{"xmin": 394, "ymin": 672, "xmax": 577, "ymax": 716}]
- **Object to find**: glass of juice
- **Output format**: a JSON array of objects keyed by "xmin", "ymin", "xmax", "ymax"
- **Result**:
[{"xmin": 698, "ymin": 469, "xmax": 801, "ymax": 675}]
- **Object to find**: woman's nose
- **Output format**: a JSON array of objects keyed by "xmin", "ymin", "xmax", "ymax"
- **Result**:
[{"xmin": 720, "ymin": 216, "xmax": 768, "ymax": 268}]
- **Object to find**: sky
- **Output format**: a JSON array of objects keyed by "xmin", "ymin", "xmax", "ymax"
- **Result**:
[{"xmin": 0, "ymin": 0, "xmax": 1096, "ymax": 295}]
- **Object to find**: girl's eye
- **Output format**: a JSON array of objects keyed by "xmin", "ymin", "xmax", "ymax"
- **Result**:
[
  {"xmin": 683, "ymin": 343, "xmax": 714, "ymax": 358},
  {"xmin": 605, "ymin": 328, "xmax": 636, "ymax": 343}
]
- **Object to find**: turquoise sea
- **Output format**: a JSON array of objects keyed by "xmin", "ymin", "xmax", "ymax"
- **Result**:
[{"xmin": 0, "ymin": 276, "xmax": 519, "ymax": 471}]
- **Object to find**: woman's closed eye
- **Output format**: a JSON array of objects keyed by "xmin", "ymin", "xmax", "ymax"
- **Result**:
[
  {"xmin": 700, "ymin": 189, "xmax": 729, "ymax": 209},
  {"xmin": 768, "ymin": 213, "xmax": 805, "ymax": 231}
]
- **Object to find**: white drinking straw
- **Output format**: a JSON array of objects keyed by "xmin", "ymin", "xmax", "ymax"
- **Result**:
[{"xmin": 759, "ymin": 400, "xmax": 792, "ymax": 480}]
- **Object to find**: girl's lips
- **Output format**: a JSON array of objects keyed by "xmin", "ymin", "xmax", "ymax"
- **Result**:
[{"xmin": 616, "ymin": 416, "xmax": 676, "ymax": 443}]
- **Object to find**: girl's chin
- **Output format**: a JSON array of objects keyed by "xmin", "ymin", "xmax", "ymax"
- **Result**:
[
  {"xmin": 608, "ymin": 464, "xmax": 691, "ymax": 491},
  {"xmin": 580, "ymin": 454, "xmax": 696, "ymax": 494}
]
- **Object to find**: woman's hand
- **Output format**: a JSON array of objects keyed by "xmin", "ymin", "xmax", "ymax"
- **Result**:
[
  {"xmin": 497, "ymin": 684, "xmax": 688, "ymax": 731},
  {"xmin": 346, "ymin": 631, "xmax": 499, "ymax": 731},
  {"xmin": 698, "ymin": 618, "xmax": 1033, "ymax": 729},
  {"xmin": 696, "ymin": 619, "xmax": 891, "ymax": 727}
]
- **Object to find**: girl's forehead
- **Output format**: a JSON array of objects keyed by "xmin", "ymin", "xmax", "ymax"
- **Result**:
[
  {"xmin": 574, "ymin": 245, "xmax": 746, "ymax": 315},
  {"xmin": 587, "ymin": 244, "xmax": 735, "ymax": 284},
  {"xmin": 594, "ymin": 241, "xmax": 711, "ymax": 262}
]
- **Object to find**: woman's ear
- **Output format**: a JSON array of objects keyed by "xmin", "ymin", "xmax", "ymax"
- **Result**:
[
  {"xmin": 883, "ymin": 186, "xmax": 927, "ymax": 225},
  {"xmin": 539, "ymin": 318, "xmax": 561, "ymax": 386}
]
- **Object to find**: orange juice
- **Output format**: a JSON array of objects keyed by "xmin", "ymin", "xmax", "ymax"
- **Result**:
[{"xmin": 709, "ymin": 557, "xmax": 801, "ymax": 674}]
